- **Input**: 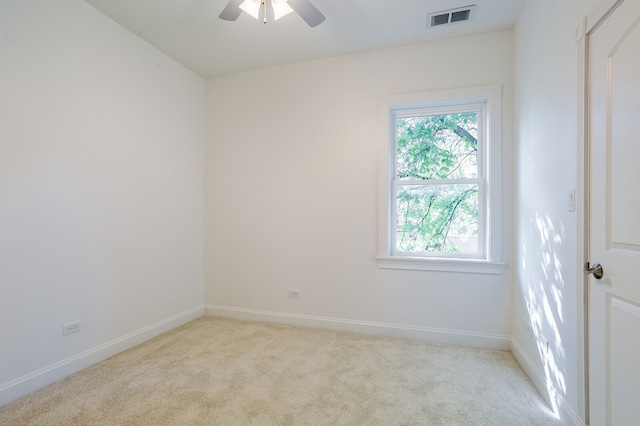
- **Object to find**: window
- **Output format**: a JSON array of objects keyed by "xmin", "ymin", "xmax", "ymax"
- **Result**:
[
  {"xmin": 377, "ymin": 85, "xmax": 506, "ymax": 273},
  {"xmin": 394, "ymin": 106, "xmax": 483, "ymax": 256}
]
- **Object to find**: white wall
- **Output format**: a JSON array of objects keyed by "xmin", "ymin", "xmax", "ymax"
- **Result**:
[
  {"xmin": 0, "ymin": 0, "xmax": 205, "ymax": 405},
  {"xmin": 512, "ymin": 0, "xmax": 600, "ymax": 423},
  {"xmin": 205, "ymin": 31, "xmax": 514, "ymax": 348}
]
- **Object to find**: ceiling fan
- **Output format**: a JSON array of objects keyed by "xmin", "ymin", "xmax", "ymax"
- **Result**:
[{"xmin": 219, "ymin": 0, "xmax": 325, "ymax": 27}]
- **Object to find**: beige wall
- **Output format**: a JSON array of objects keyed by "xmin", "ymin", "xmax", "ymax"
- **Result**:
[
  {"xmin": 0, "ymin": 0, "xmax": 205, "ymax": 405},
  {"xmin": 205, "ymin": 30, "xmax": 515, "ymax": 346},
  {"xmin": 513, "ymin": 0, "xmax": 601, "ymax": 423}
]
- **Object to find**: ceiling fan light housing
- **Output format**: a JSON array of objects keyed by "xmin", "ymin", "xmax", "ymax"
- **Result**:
[
  {"xmin": 272, "ymin": 0, "xmax": 293, "ymax": 20},
  {"xmin": 222, "ymin": 0, "xmax": 325, "ymax": 27},
  {"xmin": 239, "ymin": 0, "xmax": 261, "ymax": 19}
]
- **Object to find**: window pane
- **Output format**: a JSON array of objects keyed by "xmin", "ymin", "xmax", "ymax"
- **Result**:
[
  {"xmin": 395, "ymin": 112, "xmax": 478, "ymax": 180},
  {"xmin": 396, "ymin": 184, "xmax": 478, "ymax": 254}
]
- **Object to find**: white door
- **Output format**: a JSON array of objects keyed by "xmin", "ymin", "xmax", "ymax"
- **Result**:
[{"xmin": 588, "ymin": 0, "xmax": 640, "ymax": 424}]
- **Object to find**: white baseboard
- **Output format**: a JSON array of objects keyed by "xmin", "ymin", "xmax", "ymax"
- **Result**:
[
  {"xmin": 0, "ymin": 305, "xmax": 204, "ymax": 408},
  {"xmin": 205, "ymin": 304, "xmax": 511, "ymax": 350},
  {"xmin": 510, "ymin": 338, "xmax": 585, "ymax": 426}
]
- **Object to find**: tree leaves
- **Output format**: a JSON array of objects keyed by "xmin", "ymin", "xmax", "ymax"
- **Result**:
[
  {"xmin": 396, "ymin": 112, "xmax": 477, "ymax": 180},
  {"xmin": 394, "ymin": 112, "xmax": 479, "ymax": 254}
]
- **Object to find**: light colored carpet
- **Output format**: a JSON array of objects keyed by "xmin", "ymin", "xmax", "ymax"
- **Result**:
[{"xmin": 0, "ymin": 317, "xmax": 560, "ymax": 425}]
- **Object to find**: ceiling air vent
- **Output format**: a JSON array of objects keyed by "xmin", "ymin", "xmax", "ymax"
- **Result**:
[{"xmin": 427, "ymin": 5, "xmax": 475, "ymax": 28}]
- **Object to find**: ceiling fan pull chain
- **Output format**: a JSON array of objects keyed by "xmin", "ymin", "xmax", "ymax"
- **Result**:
[{"xmin": 263, "ymin": 0, "xmax": 267, "ymax": 24}]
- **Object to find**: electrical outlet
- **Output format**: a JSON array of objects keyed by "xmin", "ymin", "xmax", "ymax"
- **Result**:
[
  {"xmin": 538, "ymin": 336, "xmax": 550, "ymax": 356},
  {"xmin": 288, "ymin": 289, "xmax": 300, "ymax": 298},
  {"xmin": 568, "ymin": 188, "xmax": 576, "ymax": 211},
  {"xmin": 63, "ymin": 321, "xmax": 81, "ymax": 336},
  {"xmin": 533, "ymin": 336, "xmax": 549, "ymax": 366}
]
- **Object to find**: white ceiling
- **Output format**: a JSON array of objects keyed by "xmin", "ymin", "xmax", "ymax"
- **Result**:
[{"xmin": 83, "ymin": 0, "xmax": 526, "ymax": 78}]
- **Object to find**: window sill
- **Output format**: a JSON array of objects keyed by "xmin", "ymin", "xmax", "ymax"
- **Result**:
[{"xmin": 376, "ymin": 256, "xmax": 507, "ymax": 274}]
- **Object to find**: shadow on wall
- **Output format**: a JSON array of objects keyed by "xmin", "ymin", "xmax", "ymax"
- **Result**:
[{"xmin": 520, "ymin": 211, "xmax": 567, "ymax": 416}]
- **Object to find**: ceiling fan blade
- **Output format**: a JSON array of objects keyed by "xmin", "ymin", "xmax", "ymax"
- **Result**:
[
  {"xmin": 287, "ymin": 0, "xmax": 325, "ymax": 27},
  {"xmin": 219, "ymin": 0, "xmax": 244, "ymax": 21}
]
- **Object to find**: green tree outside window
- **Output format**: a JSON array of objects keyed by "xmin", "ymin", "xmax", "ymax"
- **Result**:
[{"xmin": 393, "ymin": 111, "xmax": 480, "ymax": 254}]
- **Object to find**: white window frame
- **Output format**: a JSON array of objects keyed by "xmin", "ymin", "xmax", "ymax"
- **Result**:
[{"xmin": 376, "ymin": 85, "xmax": 507, "ymax": 274}]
